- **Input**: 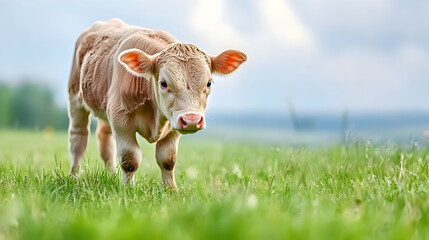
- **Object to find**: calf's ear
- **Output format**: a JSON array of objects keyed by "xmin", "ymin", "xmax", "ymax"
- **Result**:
[
  {"xmin": 118, "ymin": 49, "xmax": 157, "ymax": 77},
  {"xmin": 211, "ymin": 50, "xmax": 247, "ymax": 75}
]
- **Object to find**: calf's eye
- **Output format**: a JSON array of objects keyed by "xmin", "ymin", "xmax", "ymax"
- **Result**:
[
  {"xmin": 160, "ymin": 80, "xmax": 168, "ymax": 89},
  {"xmin": 207, "ymin": 80, "xmax": 212, "ymax": 88}
]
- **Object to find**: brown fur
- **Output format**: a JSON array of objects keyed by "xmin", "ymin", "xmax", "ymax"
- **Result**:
[
  {"xmin": 157, "ymin": 43, "xmax": 211, "ymax": 67},
  {"xmin": 121, "ymin": 151, "xmax": 139, "ymax": 174},
  {"xmin": 162, "ymin": 149, "xmax": 176, "ymax": 171},
  {"xmin": 96, "ymin": 120, "xmax": 116, "ymax": 171},
  {"xmin": 69, "ymin": 19, "xmax": 177, "ymax": 112}
]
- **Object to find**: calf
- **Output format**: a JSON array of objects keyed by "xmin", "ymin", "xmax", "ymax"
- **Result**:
[{"xmin": 67, "ymin": 19, "xmax": 247, "ymax": 188}]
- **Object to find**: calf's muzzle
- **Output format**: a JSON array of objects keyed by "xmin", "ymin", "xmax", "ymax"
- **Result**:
[{"xmin": 177, "ymin": 113, "xmax": 204, "ymax": 133}]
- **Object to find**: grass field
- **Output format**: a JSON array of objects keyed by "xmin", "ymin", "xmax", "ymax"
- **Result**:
[{"xmin": 1, "ymin": 130, "xmax": 429, "ymax": 239}]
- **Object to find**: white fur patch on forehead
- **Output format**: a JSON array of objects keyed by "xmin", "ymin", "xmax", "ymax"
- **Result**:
[
  {"xmin": 161, "ymin": 57, "xmax": 210, "ymax": 91},
  {"xmin": 157, "ymin": 43, "xmax": 211, "ymax": 67},
  {"xmin": 186, "ymin": 58, "xmax": 212, "ymax": 85},
  {"xmin": 160, "ymin": 45, "xmax": 211, "ymax": 91},
  {"xmin": 161, "ymin": 61, "xmax": 187, "ymax": 89}
]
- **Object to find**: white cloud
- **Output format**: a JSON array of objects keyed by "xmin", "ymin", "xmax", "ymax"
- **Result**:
[
  {"xmin": 189, "ymin": 0, "xmax": 247, "ymax": 52},
  {"xmin": 313, "ymin": 43, "xmax": 429, "ymax": 111},
  {"xmin": 188, "ymin": 0, "xmax": 316, "ymax": 56},
  {"xmin": 321, "ymin": 50, "xmax": 400, "ymax": 106},
  {"xmin": 396, "ymin": 44, "xmax": 428, "ymax": 69},
  {"xmin": 256, "ymin": 0, "xmax": 315, "ymax": 49},
  {"xmin": 294, "ymin": 0, "xmax": 392, "ymax": 31}
]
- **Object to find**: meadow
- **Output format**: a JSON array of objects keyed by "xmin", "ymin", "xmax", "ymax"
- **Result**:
[{"xmin": 1, "ymin": 130, "xmax": 429, "ymax": 239}]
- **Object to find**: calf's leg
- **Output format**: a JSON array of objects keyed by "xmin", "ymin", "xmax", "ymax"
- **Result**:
[
  {"xmin": 113, "ymin": 129, "xmax": 141, "ymax": 184},
  {"xmin": 68, "ymin": 97, "xmax": 90, "ymax": 175},
  {"xmin": 96, "ymin": 120, "xmax": 117, "ymax": 172},
  {"xmin": 156, "ymin": 131, "xmax": 181, "ymax": 189}
]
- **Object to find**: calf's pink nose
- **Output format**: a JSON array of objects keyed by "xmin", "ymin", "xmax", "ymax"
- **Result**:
[{"xmin": 179, "ymin": 114, "xmax": 204, "ymax": 130}]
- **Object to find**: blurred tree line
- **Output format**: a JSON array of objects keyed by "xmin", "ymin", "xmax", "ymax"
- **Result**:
[{"xmin": 0, "ymin": 83, "xmax": 68, "ymax": 130}]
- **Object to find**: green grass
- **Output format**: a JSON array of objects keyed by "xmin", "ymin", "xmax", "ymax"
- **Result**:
[{"xmin": 1, "ymin": 130, "xmax": 429, "ymax": 239}]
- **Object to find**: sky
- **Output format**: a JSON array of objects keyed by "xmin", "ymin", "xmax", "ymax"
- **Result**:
[{"xmin": 0, "ymin": 0, "xmax": 428, "ymax": 115}]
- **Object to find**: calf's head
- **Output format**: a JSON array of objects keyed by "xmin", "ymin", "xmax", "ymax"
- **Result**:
[{"xmin": 118, "ymin": 43, "xmax": 246, "ymax": 134}]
